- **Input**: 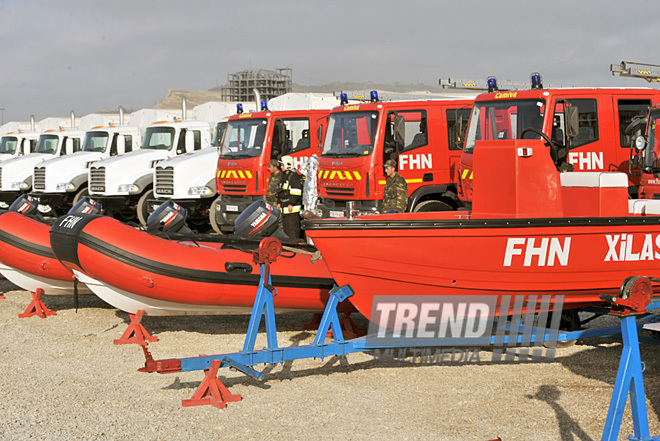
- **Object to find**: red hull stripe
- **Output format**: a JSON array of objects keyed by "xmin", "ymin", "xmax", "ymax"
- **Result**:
[{"xmin": 78, "ymin": 232, "xmax": 335, "ymax": 290}]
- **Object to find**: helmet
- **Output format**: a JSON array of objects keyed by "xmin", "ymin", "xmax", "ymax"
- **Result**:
[{"xmin": 280, "ymin": 155, "xmax": 295, "ymax": 171}]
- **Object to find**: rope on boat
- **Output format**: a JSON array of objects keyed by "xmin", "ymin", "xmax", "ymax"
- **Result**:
[{"xmin": 281, "ymin": 245, "xmax": 323, "ymax": 264}]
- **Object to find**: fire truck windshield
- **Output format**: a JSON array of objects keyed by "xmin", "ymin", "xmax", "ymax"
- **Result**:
[
  {"xmin": 0, "ymin": 136, "xmax": 18, "ymax": 154},
  {"xmin": 143, "ymin": 127, "xmax": 175, "ymax": 150},
  {"xmin": 35, "ymin": 134, "xmax": 60, "ymax": 154},
  {"xmin": 220, "ymin": 118, "xmax": 267, "ymax": 158},
  {"xmin": 464, "ymin": 99, "xmax": 546, "ymax": 153},
  {"xmin": 82, "ymin": 131, "xmax": 109, "ymax": 153},
  {"xmin": 322, "ymin": 111, "xmax": 379, "ymax": 157}
]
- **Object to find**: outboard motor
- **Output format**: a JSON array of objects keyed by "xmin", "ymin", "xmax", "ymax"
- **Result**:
[
  {"xmin": 234, "ymin": 200, "xmax": 289, "ymax": 239},
  {"xmin": 68, "ymin": 196, "xmax": 103, "ymax": 215},
  {"xmin": 146, "ymin": 201, "xmax": 193, "ymax": 234},
  {"xmin": 9, "ymin": 194, "xmax": 38, "ymax": 216}
]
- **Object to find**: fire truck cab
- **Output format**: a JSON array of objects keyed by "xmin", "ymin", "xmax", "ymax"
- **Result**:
[
  {"xmin": 315, "ymin": 92, "xmax": 474, "ymax": 218},
  {"xmin": 458, "ymin": 74, "xmax": 660, "ymax": 205},
  {"xmin": 212, "ymin": 106, "xmax": 331, "ymax": 233}
]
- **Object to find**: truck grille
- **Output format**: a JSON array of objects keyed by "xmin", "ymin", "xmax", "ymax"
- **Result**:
[
  {"xmin": 155, "ymin": 166, "xmax": 174, "ymax": 195},
  {"xmin": 324, "ymin": 187, "xmax": 356, "ymax": 197},
  {"xmin": 222, "ymin": 184, "xmax": 247, "ymax": 193},
  {"xmin": 33, "ymin": 167, "xmax": 46, "ymax": 190},
  {"xmin": 89, "ymin": 167, "xmax": 106, "ymax": 192}
]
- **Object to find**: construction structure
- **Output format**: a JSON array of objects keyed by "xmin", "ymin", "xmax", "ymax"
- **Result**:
[{"xmin": 220, "ymin": 67, "xmax": 292, "ymax": 102}]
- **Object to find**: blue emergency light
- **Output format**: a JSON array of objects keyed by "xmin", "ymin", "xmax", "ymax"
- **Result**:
[
  {"xmin": 237, "ymin": 103, "xmax": 244, "ymax": 114},
  {"xmin": 487, "ymin": 76, "xmax": 498, "ymax": 93},
  {"xmin": 531, "ymin": 72, "xmax": 543, "ymax": 89},
  {"xmin": 261, "ymin": 100, "xmax": 268, "ymax": 111},
  {"xmin": 340, "ymin": 93, "xmax": 348, "ymax": 105},
  {"xmin": 370, "ymin": 90, "xmax": 379, "ymax": 102}
]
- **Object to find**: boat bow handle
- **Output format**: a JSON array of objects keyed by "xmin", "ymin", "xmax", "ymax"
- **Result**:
[{"xmin": 225, "ymin": 262, "xmax": 253, "ymax": 274}]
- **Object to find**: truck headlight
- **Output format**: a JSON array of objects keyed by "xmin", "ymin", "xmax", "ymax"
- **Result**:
[
  {"xmin": 56, "ymin": 182, "xmax": 76, "ymax": 191},
  {"xmin": 117, "ymin": 184, "xmax": 140, "ymax": 193},
  {"xmin": 11, "ymin": 182, "xmax": 29, "ymax": 190},
  {"xmin": 187, "ymin": 186, "xmax": 213, "ymax": 196}
]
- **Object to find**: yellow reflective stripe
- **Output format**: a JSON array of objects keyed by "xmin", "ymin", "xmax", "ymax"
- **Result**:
[
  {"xmin": 329, "ymin": 171, "xmax": 337, "ymax": 179},
  {"xmin": 378, "ymin": 179, "xmax": 386, "ymax": 185},
  {"xmin": 323, "ymin": 170, "xmax": 330, "ymax": 179},
  {"xmin": 406, "ymin": 178, "xmax": 423, "ymax": 183},
  {"xmin": 238, "ymin": 170, "xmax": 245, "ymax": 179},
  {"xmin": 289, "ymin": 189, "xmax": 302, "ymax": 195},
  {"xmin": 246, "ymin": 171, "xmax": 252, "ymax": 179},
  {"xmin": 283, "ymin": 205, "xmax": 302, "ymax": 213},
  {"xmin": 461, "ymin": 169, "xmax": 469, "ymax": 179},
  {"xmin": 469, "ymin": 171, "xmax": 473, "ymax": 179},
  {"xmin": 353, "ymin": 171, "xmax": 361, "ymax": 180}
]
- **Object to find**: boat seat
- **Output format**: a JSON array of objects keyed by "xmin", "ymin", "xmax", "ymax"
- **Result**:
[{"xmin": 560, "ymin": 172, "xmax": 629, "ymax": 217}]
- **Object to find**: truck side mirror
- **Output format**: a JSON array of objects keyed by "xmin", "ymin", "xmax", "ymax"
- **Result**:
[
  {"xmin": 317, "ymin": 125, "xmax": 323, "ymax": 146},
  {"xmin": 393, "ymin": 115, "xmax": 405, "ymax": 151},
  {"xmin": 565, "ymin": 106, "xmax": 579, "ymax": 139},
  {"xmin": 115, "ymin": 135, "xmax": 125, "ymax": 155},
  {"xmin": 64, "ymin": 138, "xmax": 74, "ymax": 155},
  {"xmin": 184, "ymin": 131, "xmax": 195, "ymax": 153}
]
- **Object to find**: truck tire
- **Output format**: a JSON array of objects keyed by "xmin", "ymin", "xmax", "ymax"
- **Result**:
[
  {"xmin": 137, "ymin": 189, "xmax": 155, "ymax": 227},
  {"xmin": 72, "ymin": 188, "xmax": 89, "ymax": 207},
  {"xmin": 209, "ymin": 197, "xmax": 224, "ymax": 235},
  {"xmin": 413, "ymin": 200, "xmax": 452, "ymax": 212}
]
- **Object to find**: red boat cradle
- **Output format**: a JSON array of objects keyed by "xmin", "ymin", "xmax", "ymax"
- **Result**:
[
  {"xmin": 113, "ymin": 310, "xmax": 158, "ymax": 346},
  {"xmin": 17, "ymin": 287, "xmax": 55, "ymax": 318},
  {"xmin": 181, "ymin": 359, "xmax": 242, "ymax": 409}
]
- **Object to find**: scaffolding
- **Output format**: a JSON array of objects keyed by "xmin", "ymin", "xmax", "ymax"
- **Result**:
[{"xmin": 220, "ymin": 68, "xmax": 293, "ymax": 102}]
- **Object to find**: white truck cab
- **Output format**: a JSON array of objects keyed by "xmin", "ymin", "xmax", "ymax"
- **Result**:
[
  {"xmin": 0, "ymin": 128, "xmax": 85, "ymax": 209},
  {"xmin": 146, "ymin": 120, "xmax": 227, "ymax": 230},
  {"xmin": 88, "ymin": 118, "xmax": 212, "ymax": 224},
  {"xmin": 0, "ymin": 131, "xmax": 40, "ymax": 160},
  {"xmin": 31, "ymin": 124, "xmax": 142, "ymax": 214}
]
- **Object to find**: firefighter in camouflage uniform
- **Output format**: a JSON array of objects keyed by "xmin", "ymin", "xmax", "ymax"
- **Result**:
[
  {"xmin": 382, "ymin": 159, "xmax": 408, "ymax": 213},
  {"xmin": 266, "ymin": 159, "xmax": 282, "ymax": 206}
]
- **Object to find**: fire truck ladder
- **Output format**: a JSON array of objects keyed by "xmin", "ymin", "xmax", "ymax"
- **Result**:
[{"xmin": 611, "ymin": 61, "xmax": 660, "ymax": 83}]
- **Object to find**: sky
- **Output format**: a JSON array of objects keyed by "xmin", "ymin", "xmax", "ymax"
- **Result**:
[{"xmin": 0, "ymin": 0, "xmax": 657, "ymax": 123}]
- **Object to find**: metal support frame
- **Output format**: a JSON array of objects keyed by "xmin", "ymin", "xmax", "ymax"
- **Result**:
[
  {"xmin": 18, "ymin": 288, "xmax": 55, "ymax": 318},
  {"xmin": 114, "ymin": 309, "xmax": 158, "ymax": 346}
]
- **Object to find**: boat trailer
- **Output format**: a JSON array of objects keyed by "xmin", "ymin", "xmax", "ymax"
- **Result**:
[{"xmin": 138, "ymin": 237, "xmax": 660, "ymax": 440}]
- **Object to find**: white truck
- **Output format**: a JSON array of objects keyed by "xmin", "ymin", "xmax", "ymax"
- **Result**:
[
  {"xmin": 31, "ymin": 108, "xmax": 143, "ymax": 215},
  {"xmin": 144, "ymin": 101, "xmax": 248, "ymax": 230},
  {"xmin": 88, "ymin": 109, "xmax": 214, "ymax": 225},
  {"xmin": 0, "ymin": 113, "xmax": 86, "ymax": 210},
  {"xmin": 0, "ymin": 116, "xmax": 45, "ymax": 160}
]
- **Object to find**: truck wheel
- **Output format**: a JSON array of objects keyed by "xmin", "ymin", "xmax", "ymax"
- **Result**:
[
  {"xmin": 72, "ymin": 188, "xmax": 89, "ymax": 207},
  {"xmin": 209, "ymin": 197, "xmax": 224, "ymax": 235},
  {"xmin": 413, "ymin": 200, "xmax": 452, "ymax": 212},
  {"xmin": 137, "ymin": 189, "xmax": 155, "ymax": 227}
]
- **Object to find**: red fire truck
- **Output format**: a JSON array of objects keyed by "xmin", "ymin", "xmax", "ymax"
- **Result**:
[
  {"xmin": 212, "ymin": 104, "xmax": 331, "ymax": 233},
  {"xmin": 458, "ymin": 73, "xmax": 660, "ymax": 205},
  {"xmin": 315, "ymin": 91, "xmax": 474, "ymax": 218}
]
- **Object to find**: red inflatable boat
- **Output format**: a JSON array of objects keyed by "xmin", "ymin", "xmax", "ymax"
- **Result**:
[
  {"xmin": 50, "ymin": 214, "xmax": 340, "ymax": 316},
  {"xmin": 0, "ymin": 211, "xmax": 85, "ymax": 295},
  {"xmin": 304, "ymin": 140, "xmax": 660, "ymax": 320}
]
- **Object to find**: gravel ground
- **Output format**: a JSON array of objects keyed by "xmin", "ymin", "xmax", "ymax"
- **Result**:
[{"xmin": 1, "ymin": 278, "xmax": 659, "ymax": 441}]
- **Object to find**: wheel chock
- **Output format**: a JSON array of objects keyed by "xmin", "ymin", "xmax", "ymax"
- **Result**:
[
  {"xmin": 114, "ymin": 310, "xmax": 158, "ymax": 346},
  {"xmin": 18, "ymin": 288, "xmax": 55, "ymax": 318},
  {"xmin": 182, "ymin": 359, "xmax": 242, "ymax": 409}
]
